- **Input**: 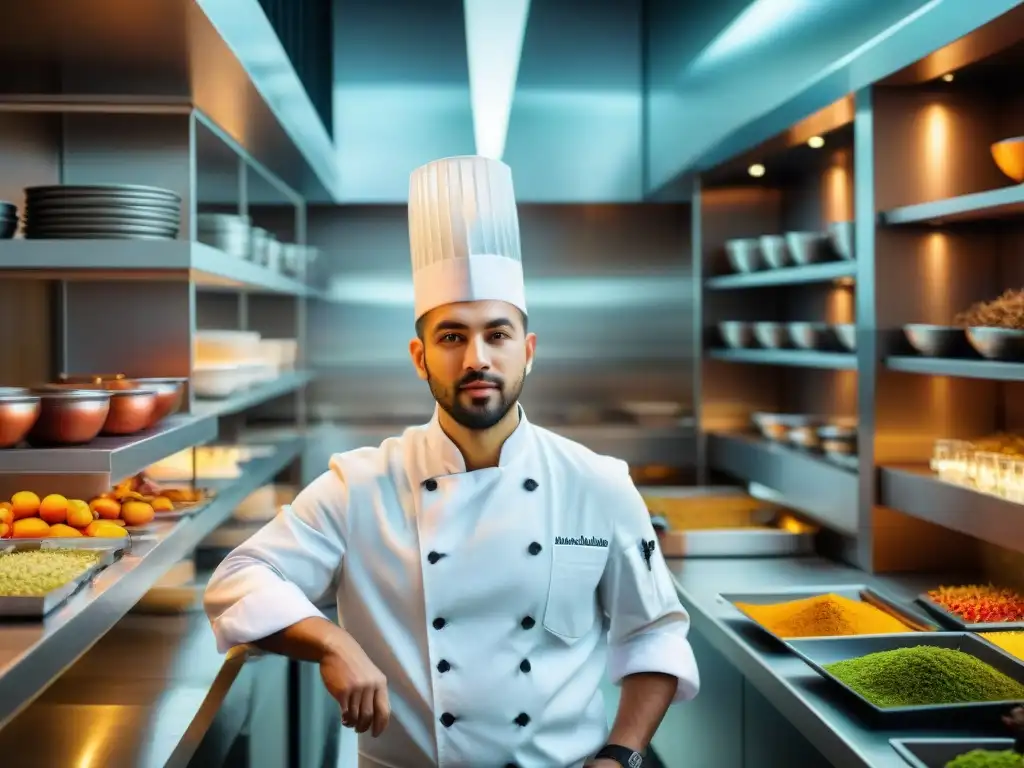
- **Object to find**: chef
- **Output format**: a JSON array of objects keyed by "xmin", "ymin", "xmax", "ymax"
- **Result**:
[{"xmin": 204, "ymin": 155, "xmax": 700, "ymax": 768}]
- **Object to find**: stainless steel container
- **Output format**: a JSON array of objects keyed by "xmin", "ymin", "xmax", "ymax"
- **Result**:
[
  {"xmin": 753, "ymin": 321, "xmax": 790, "ymax": 349},
  {"xmin": 966, "ymin": 327, "xmax": 1024, "ymax": 360},
  {"xmin": 718, "ymin": 321, "xmax": 755, "ymax": 349},
  {"xmin": 724, "ymin": 238, "xmax": 764, "ymax": 273},
  {"xmin": 759, "ymin": 235, "xmax": 791, "ymax": 269},
  {"xmin": 785, "ymin": 231, "xmax": 832, "ymax": 265}
]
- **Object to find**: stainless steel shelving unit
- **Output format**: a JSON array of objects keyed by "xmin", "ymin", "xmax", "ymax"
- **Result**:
[
  {"xmin": 193, "ymin": 370, "xmax": 316, "ymax": 419},
  {"xmin": 704, "ymin": 261, "xmax": 855, "ymax": 289},
  {"xmin": 0, "ymin": 434, "xmax": 303, "ymax": 730},
  {"xmin": 885, "ymin": 356, "xmax": 1024, "ymax": 382},
  {"xmin": 706, "ymin": 349, "xmax": 857, "ymax": 370},
  {"xmin": 0, "ymin": 415, "xmax": 215, "ymax": 479}
]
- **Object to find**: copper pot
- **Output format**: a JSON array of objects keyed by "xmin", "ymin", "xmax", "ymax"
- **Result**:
[
  {"xmin": 117, "ymin": 378, "xmax": 186, "ymax": 426},
  {"xmin": 0, "ymin": 388, "xmax": 41, "ymax": 448},
  {"xmin": 101, "ymin": 389, "xmax": 158, "ymax": 435},
  {"xmin": 27, "ymin": 390, "xmax": 111, "ymax": 446}
]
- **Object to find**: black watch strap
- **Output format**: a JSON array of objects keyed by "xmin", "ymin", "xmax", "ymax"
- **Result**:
[{"xmin": 594, "ymin": 744, "xmax": 643, "ymax": 768}]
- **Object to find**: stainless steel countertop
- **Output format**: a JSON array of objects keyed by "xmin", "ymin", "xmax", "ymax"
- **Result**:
[
  {"xmin": 0, "ymin": 434, "xmax": 303, "ymax": 729},
  {"xmin": 668, "ymin": 557, "xmax": 1002, "ymax": 768},
  {"xmin": 0, "ymin": 611, "xmax": 253, "ymax": 767}
]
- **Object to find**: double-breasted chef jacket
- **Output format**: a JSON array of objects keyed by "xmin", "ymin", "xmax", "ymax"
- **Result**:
[{"xmin": 204, "ymin": 406, "xmax": 700, "ymax": 768}]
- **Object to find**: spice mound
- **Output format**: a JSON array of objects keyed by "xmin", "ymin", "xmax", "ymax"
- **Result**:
[
  {"xmin": 928, "ymin": 585, "xmax": 1024, "ymax": 624},
  {"xmin": 734, "ymin": 593, "xmax": 910, "ymax": 638},
  {"xmin": 955, "ymin": 289, "xmax": 1024, "ymax": 330},
  {"xmin": 982, "ymin": 631, "xmax": 1024, "ymax": 662},
  {"xmin": 945, "ymin": 750, "xmax": 1023, "ymax": 768},
  {"xmin": 0, "ymin": 548, "xmax": 102, "ymax": 597},
  {"xmin": 824, "ymin": 646, "xmax": 1024, "ymax": 708}
]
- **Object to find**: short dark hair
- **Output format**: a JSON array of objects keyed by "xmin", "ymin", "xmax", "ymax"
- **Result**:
[{"xmin": 416, "ymin": 308, "xmax": 528, "ymax": 340}]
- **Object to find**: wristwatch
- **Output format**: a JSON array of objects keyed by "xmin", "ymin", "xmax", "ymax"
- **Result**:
[{"xmin": 593, "ymin": 744, "xmax": 643, "ymax": 768}]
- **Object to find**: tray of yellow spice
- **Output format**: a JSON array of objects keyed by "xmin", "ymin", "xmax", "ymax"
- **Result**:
[
  {"xmin": 0, "ymin": 541, "xmax": 125, "ymax": 618},
  {"xmin": 720, "ymin": 587, "xmax": 939, "ymax": 643},
  {"xmin": 787, "ymin": 633, "xmax": 1024, "ymax": 728}
]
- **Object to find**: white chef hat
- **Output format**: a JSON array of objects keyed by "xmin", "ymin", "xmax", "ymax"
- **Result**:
[{"xmin": 408, "ymin": 155, "xmax": 526, "ymax": 321}]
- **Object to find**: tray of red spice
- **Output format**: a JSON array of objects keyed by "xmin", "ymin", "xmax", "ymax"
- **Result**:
[{"xmin": 917, "ymin": 584, "xmax": 1024, "ymax": 632}]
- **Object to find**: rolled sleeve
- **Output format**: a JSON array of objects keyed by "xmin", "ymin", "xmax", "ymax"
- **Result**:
[
  {"xmin": 597, "ymin": 460, "xmax": 700, "ymax": 703},
  {"xmin": 204, "ymin": 467, "xmax": 349, "ymax": 653}
]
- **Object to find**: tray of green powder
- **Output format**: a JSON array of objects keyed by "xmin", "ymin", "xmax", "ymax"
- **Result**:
[
  {"xmin": 890, "ymin": 738, "xmax": 1019, "ymax": 768},
  {"xmin": 718, "ymin": 585, "xmax": 939, "ymax": 642},
  {"xmin": 786, "ymin": 633, "xmax": 1024, "ymax": 728}
]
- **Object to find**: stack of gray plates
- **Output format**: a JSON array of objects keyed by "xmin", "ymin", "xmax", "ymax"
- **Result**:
[
  {"xmin": 197, "ymin": 213, "xmax": 251, "ymax": 258},
  {"xmin": 0, "ymin": 201, "xmax": 18, "ymax": 239},
  {"xmin": 23, "ymin": 184, "xmax": 181, "ymax": 240}
]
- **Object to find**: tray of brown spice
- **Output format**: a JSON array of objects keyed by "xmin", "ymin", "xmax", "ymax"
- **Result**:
[
  {"xmin": 786, "ymin": 633, "xmax": 1024, "ymax": 728},
  {"xmin": 719, "ymin": 585, "xmax": 939, "ymax": 643}
]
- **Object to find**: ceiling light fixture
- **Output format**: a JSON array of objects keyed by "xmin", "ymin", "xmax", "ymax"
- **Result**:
[
  {"xmin": 463, "ymin": 0, "xmax": 532, "ymax": 160},
  {"xmin": 942, "ymin": 72, "xmax": 954, "ymax": 82},
  {"xmin": 808, "ymin": 135, "xmax": 825, "ymax": 149},
  {"xmin": 748, "ymin": 163, "xmax": 766, "ymax": 178}
]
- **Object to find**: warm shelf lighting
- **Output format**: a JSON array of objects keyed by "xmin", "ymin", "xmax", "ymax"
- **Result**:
[
  {"xmin": 808, "ymin": 135, "xmax": 825, "ymax": 149},
  {"xmin": 941, "ymin": 73, "xmax": 954, "ymax": 83},
  {"xmin": 748, "ymin": 163, "xmax": 766, "ymax": 178}
]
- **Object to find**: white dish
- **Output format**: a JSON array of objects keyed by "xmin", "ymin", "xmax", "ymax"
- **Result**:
[
  {"xmin": 194, "ymin": 330, "xmax": 262, "ymax": 365},
  {"xmin": 192, "ymin": 362, "xmax": 265, "ymax": 398}
]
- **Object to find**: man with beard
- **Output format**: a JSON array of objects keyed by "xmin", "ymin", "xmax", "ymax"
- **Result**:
[{"xmin": 204, "ymin": 156, "xmax": 699, "ymax": 768}]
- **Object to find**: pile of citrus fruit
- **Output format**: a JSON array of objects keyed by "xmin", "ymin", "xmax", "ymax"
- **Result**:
[{"xmin": 0, "ymin": 490, "xmax": 164, "ymax": 539}]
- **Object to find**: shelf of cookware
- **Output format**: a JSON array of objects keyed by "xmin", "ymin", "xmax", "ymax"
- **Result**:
[
  {"xmin": 711, "ymin": 320, "xmax": 857, "ymax": 369},
  {"xmin": 706, "ymin": 431, "xmax": 859, "ymax": 536},
  {"xmin": 704, "ymin": 260, "xmax": 856, "ymax": 290},
  {"xmin": 192, "ymin": 368, "xmax": 316, "ymax": 419},
  {"xmin": 888, "ymin": 314, "xmax": 1024, "ymax": 381},
  {"xmin": 0, "ymin": 431, "xmax": 304, "ymax": 730},
  {"xmin": 667, "ymin": 555, "xmax": 1024, "ymax": 768},
  {"xmin": 0, "ymin": 409, "xmax": 217, "ymax": 483},
  {"xmin": 0, "ymin": 239, "xmax": 319, "ymax": 297},
  {"xmin": 880, "ymin": 183, "xmax": 1024, "ymax": 226}
]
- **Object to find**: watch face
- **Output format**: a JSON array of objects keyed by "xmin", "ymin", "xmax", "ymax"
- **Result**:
[{"xmin": 628, "ymin": 754, "xmax": 642, "ymax": 768}]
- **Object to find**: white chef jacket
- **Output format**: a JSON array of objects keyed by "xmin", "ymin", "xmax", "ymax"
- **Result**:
[{"xmin": 204, "ymin": 407, "xmax": 699, "ymax": 768}]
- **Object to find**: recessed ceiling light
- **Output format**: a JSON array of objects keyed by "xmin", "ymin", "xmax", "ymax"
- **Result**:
[
  {"xmin": 748, "ymin": 163, "xmax": 766, "ymax": 178},
  {"xmin": 808, "ymin": 135, "xmax": 825, "ymax": 149},
  {"xmin": 942, "ymin": 73, "xmax": 954, "ymax": 82}
]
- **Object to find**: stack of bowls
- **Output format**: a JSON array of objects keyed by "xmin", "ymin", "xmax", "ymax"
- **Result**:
[
  {"xmin": 22, "ymin": 184, "xmax": 182, "ymax": 240},
  {"xmin": 0, "ymin": 201, "xmax": 18, "ymax": 239},
  {"xmin": 197, "ymin": 213, "xmax": 251, "ymax": 258}
]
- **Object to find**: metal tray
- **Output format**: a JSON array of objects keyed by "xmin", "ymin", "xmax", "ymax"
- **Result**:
[
  {"xmin": 642, "ymin": 487, "xmax": 817, "ymax": 558},
  {"xmin": 787, "ymin": 632, "xmax": 1024, "ymax": 728},
  {"xmin": 917, "ymin": 592, "xmax": 1024, "ymax": 631},
  {"xmin": 891, "ymin": 738, "xmax": 1017, "ymax": 768},
  {"xmin": 719, "ymin": 585, "xmax": 939, "ymax": 643},
  {"xmin": 0, "ymin": 540, "xmax": 128, "ymax": 618}
]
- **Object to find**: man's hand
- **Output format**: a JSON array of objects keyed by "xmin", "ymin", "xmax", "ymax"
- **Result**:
[{"xmin": 319, "ymin": 632, "xmax": 391, "ymax": 737}]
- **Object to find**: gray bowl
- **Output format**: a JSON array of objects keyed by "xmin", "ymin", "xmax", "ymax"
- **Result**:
[
  {"xmin": 759, "ymin": 235, "xmax": 792, "ymax": 269},
  {"xmin": 834, "ymin": 324, "xmax": 856, "ymax": 351},
  {"xmin": 788, "ymin": 321, "xmax": 836, "ymax": 350},
  {"xmin": 966, "ymin": 326, "xmax": 1024, "ymax": 360},
  {"xmin": 903, "ymin": 324, "xmax": 967, "ymax": 357},
  {"xmin": 717, "ymin": 321, "xmax": 755, "ymax": 349},
  {"xmin": 828, "ymin": 221, "xmax": 855, "ymax": 261},
  {"xmin": 724, "ymin": 239, "xmax": 764, "ymax": 273},
  {"xmin": 785, "ymin": 231, "xmax": 833, "ymax": 265},
  {"xmin": 753, "ymin": 321, "xmax": 790, "ymax": 349}
]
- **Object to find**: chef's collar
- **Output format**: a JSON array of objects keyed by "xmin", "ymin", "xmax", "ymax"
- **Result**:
[{"xmin": 408, "ymin": 403, "xmax": 532, "ymax": 488}]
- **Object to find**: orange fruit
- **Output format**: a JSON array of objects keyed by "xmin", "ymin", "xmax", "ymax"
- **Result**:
[
  {"xmin": 66, "ymin": 500, "xmax": 93, "ymax": 529},
  {"xmin": 38, "ymin": 494, "xmax": 68, "ymax": 525},
  {"xmin": 84, "ymin": 521, "xmax": 127, "ymax": 538},
  {"xmin": 11, "ymin": 491, "xmax": 40, "ymax": 520},
  {"xmin": 48, "ymin": 523, "xmax": 83, "ymax": 538},
  {"xmin": 12, "ymin": 517, "xmax": 50, "ymax": 538},
  {"xmin": 107, "ymin": 519, "xmax": 126, "ymax": 527},
  {"xmin": 121, "ymin": 501, "xmax": 155, "ymax": 527},
  {"xmin": 0, "ymin": 506, "xmax": 11, "ymax": 526},
  {"xmin": 151, "ymin": 496, "xmax": 174, "ymax": 513},
  {"xmin": 89, "ymin": 497, "xmax": 121, "ymax": 520},
  {"xmin": 0, "ymin": 523, "xmax": 9, "ymax": 539}
]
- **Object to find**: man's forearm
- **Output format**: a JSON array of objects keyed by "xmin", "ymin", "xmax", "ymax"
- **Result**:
[
  {"xmin": 252, "ymin": 616, "xmax": 347, "ymax": 663},
  {"xmin": 607, "ymin": 672, "xmax": 678, "ymax": 752}
]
